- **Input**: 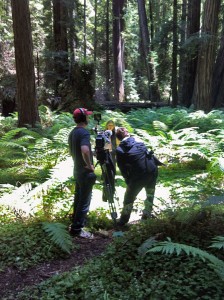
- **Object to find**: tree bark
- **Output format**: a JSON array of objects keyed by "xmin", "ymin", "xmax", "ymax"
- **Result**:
[
  {"xmin": 178, "ymin": 0, "xmax": 187, "ymax": 103},
  {"xmin": 53, "ymin": 0, "xmax": 68, "ymax": 94},
  {"xmin": 212, "ymin": 33, "xmax": 224, "ymax": 108},
  {"xmin": 137, "ymin": 0, "xmax": 160, "ymax": 101},
  {"xmin": 171, "ymin": 0, "xmax": 178, "ymax": 106},
  {"xmin": 105, "ymin": 0, "xmax": 110, "ymax": 90},
  {"xmin": 137, "ymin": 0, "xmax": 152, "ymax": 100},
  {"xmin": 112, "ymin": 0, "xmax": 125, "ymax": 102},
  {"xmin": 83, "ymin": 0, "xmax": 87, "ymax": 60},
  {"xmin": 192, "ymin": 0, "xmax": 221, "ymax": 112},
  {"xmin": 181, "ymin": 0, "xmax": 201, "ymax": 107},
  {"xmin": 68, "ymin": 0, "xmax": 75, "ymax": 81},
  {"xmin": 11, "ymin": 0, "xmax": 40, "ymax": 127}
]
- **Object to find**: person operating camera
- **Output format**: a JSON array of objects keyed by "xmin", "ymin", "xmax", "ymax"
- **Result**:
[
  {"xmin": 116, "ymin": 127, "xmax": 161, "ymax": 226},
  {"xmin": 68, "ymin": 108, "xmax": 96, "ymax": 239},
  {"xmin": 105, "ymin": 120, "xmax": 119, "ymax": 168}
]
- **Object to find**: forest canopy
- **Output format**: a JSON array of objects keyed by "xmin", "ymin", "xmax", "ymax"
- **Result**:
[{"xmin": 0, "ymin": 0, "xmax": 224, "ymax": 127}]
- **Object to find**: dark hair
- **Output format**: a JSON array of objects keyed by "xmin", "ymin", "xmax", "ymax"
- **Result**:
[
  {"xmin": 116, "ymin": 127, "xmax": 129, "ymax": 141},
  {"xmin": 74, "ymin": 114, "xmax": 86, "ymax": 124}
]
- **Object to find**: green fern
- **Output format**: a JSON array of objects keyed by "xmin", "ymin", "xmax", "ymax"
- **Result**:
[
  {"xmin": 1, "ymin": 127, "xmax": 42, "ymax": 141},
  {"xmin": 42, "ymin": 222, "xmax": 73, "ymax": 254},
  {"xmin": 144, "ymin": 238, "xmax": 224, "ymax": 279},
  {"xmin": 137, "ymin": 236, "xmax": 157, "ymax": 256},
  {"xmin": 210, "ymin": 236, "xmax": 224, "ymax": 250}
]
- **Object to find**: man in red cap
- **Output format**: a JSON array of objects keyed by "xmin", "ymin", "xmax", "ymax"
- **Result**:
[{"xmin": 68, "ymin": 108, "xmax": 96, "ymax": 239}]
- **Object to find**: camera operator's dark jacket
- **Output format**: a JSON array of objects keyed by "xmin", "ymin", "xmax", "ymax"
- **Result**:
[{"xmin": 116, "ymin": 136, "xmax": 158, "ymax": 183}]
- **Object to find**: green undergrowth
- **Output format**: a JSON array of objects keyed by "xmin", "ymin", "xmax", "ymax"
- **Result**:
[
  {"xmin": 0, "ymin": 107, "xmax": 223, "ymax": 299},
  {"xmin": 15, "ymin": 208, "xmax": 224, "ymax": 300},
  {"xmin": 0, "ymin": 221, "xmax": 73, "ymax": 272},
  {"xmin": 0, "ymin": 207, "xmax": 114, "ymax": 273}
]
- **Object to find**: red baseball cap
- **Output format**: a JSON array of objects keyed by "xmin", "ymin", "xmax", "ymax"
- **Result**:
[{"xmin": 73, "ymin": 108, "xmax": 93, "ymax": 118}]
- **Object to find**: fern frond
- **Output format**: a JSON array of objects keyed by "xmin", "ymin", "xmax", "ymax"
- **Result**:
[
  {"xmin": 210, "ymin": 236, "xmax": 224, "ymax": 250},
  {"xmin": 0, "ymin": 141, "xmax": 26, "ymax": 151},
  {"xmin": 53, "ymin": 128, "xmax": 71, "ymax": 145},
  {"xmin": 138, "ymin": 236, "xmax": 158, "ymax": 256},
  {"xmin": 153, "ymin": 120, "xmax": 168, "ymax": 132},
  {"xmin": 1, "ymin": 128, "xmax": 27, "ymax": 141},
  {"xmin": 42, "ymin": 222, "xmax": 73, "ymax": 254},
  {"xmin": 148, "ymin": 238, "xmax": 224, "ymax": 268},
  {"xmin": 32, "ymin": 138, "xmax": 53, "ymax": 150}
]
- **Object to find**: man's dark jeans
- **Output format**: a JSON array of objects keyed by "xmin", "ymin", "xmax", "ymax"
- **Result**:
[
  {"xmin": 119, "ymin": 169, "xmax": 158, "ymax": 225},
  {"xmin": 71, "ymin": 171, "xmax": 96, "ymax": 233}
]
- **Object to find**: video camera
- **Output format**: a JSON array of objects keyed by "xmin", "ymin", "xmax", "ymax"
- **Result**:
[
  {"xmin": 94, "ymin": 113, "xmax": 112, "ymax": 154},
  {"xmin": 93, "ymin": 113, "xmax": 117, "ymax": 221}
]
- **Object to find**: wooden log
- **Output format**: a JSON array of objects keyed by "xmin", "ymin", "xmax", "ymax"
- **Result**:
[{"xmin": 97, "ymin": 101, "xmax": 168, "ymax": 112}]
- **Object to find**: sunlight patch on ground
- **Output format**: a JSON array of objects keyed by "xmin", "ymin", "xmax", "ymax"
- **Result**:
[
  {"xmin": 0, "ymin": 156, "xmax": 172, "ymax": 223},
  {"xmin": 91, "ymin": 182, "xmax": 172, "ymax": 223},
  {"xmin": 0, "ymin": 157, "xmax": 74, "ymax": 216}
]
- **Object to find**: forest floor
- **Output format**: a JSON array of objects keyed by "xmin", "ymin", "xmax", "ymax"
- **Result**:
[{"xmin": 0, "ymin": 232, "xmax": 113, "ymax": 299}]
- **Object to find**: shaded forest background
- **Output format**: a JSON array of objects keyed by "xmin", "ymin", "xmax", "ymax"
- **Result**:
[
  {"xmin": 1, "ymin": 1, "xmax": 224, "ymax": 298},
  {"xmin": 0, "ymin": 0, "xmax": 224, "ymax": 127}
]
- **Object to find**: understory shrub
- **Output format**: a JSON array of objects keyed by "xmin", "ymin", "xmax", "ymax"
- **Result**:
[{"xmin": 16, "ymin": 208, "xmax": 224, "ymax": 300}]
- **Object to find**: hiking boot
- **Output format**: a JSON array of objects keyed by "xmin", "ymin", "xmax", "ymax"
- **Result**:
[{"xmin": 69, "ymin": 226, "xmax": 94, "ymax": 239}]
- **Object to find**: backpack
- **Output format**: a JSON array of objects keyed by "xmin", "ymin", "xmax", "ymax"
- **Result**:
[{"xmin": 116, "ymin": 140, "xmax": 157, "ymax": 180}]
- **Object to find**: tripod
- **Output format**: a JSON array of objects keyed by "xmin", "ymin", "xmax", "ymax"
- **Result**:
[{"xmin": 95, "ymin": 147, "xmax": 118, "ymax": 222}]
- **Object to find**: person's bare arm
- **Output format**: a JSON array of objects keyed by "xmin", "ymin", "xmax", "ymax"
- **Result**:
[{"xmin": 81, "ymin": 145, "xmax": 94, "ymax": 172}]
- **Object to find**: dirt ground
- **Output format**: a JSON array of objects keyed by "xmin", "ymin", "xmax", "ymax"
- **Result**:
[{"xmin": 0, "ymin": 233, "xmax": 112, "ymax": 299}]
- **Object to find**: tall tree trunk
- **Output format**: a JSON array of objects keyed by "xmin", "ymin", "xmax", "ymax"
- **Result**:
[
  {"xmin": 93, "ymin": 0, "xmax": 97, "ymax": 89},
  {"xmin": 149, "ymin": 0, "xmax": 154, "ymax": 42},
  {"xmin": 212, "ymin": 32, "xmax": 224, "ymax": 108},
  {"xmin": 105, "ymin": 0, "xmax": 110, "ymax": 90},
  {"xmin": 171, "ymin": 0, "xmax": 178, "ymax": 107},
  {"xmin": 137, "ymin": 0, "xmax": 152, "ymax": 100},
  {"xmin": 181, "ymin": 0, "xmax": 201, "ymax": 107},
  {"xmin": 178, "ymin": 0, "xmax": 187, "ymax": 103},
  {"xmin": 137, "ymin": 0, "xmax": 160, "ymax": 101},
  {"xmin": 192, "ymin": 0, "xmax": 221, "ymax": 112},
  {"xmin": 53, "ymin": 0, "xmax": 68, "ymax": 94},
  {"xmin": 83, "ymin": 0, "xmax": 86, "ymax": 60},
  {"xmin": 112, "ymin": 0, "xmax": 125, "ymax": 102},
  {"xmin": 11, "ymin": 0, "xmax": 40, "ymax": 127},
  {"xmin": 42, "ymin": 0, "xmax": 54, "ymax": 88},
  {"xmin": 68, "ymin": 0, "xmax": 75, "ymax": 81}
]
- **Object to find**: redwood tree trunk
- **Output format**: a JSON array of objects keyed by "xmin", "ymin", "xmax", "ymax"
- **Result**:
[
  {"xmin": 212, "ymin": 31, "xmax": 224, "ymax": 108},
  {"xmin": 137, "ymin": 0, "xmax": 152, "ymax": 100},
  {"xmin": 112, "ymin": 0, "xmax": 125, "ymax": 102},
  {"xmin": 171, "ymin": 0, "xmax": 178, "ymax": 107},
  {"xmin": 192, "ymin": 0, "xmax": 221, "ymax": 112},
  {"xmin": 105, "ymin": 0, "xmax": 110, "ymax": 90},
  {"xmin": 83, "ymin": 0, "xmax": 87, "ymax": 60},
  {"xmin": 53, "ymin": 0, "xmax": 68, "ymax": 94},
  {"xmin": 11, "ymin": 0, "xmax": 40, "ymax": 127},
  {"xmin": 181, "ymin": 0, "xmax": 201, "ymax": 107},
  {"xmin": 137, "ymin": 0, "xmax": 160, "ymax": 101},
  {"xmin": 68, "ymin": 0, "xmax": 75, "ymax": 80}
]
